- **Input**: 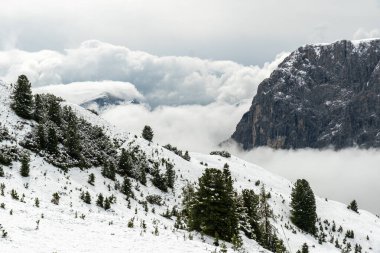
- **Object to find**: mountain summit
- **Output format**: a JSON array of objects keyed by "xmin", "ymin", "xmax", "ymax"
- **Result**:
[{"xmin": 232, "ymin": 39, "xmax": 380, "ymax": 150}]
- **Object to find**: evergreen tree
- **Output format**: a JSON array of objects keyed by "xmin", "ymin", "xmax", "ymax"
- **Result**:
[
  {"xmin": 34, "ymin": 94, "xmax": 44, "ymax": 122},
  {"xmin": 35, "ymin": 198, "xmax": 40, "ymax": 208},
  {"xmin": 165, "ymin": 162, "xmax": 175, "ymax": 188},
  {"xmin": 183, "ymin": 151, "xmax": 191, "ymax": 161},
  {"xmin": 47, "ymin": 127, "xmax": 58, "ymax": 154},
  {"xmin": 118, "ymin": 149, "xmax": 133, "ymax": 177},
  {"xmin": 96, "ymin": 193, "xmax": 104, "ymax": 207},
  {"xmin": 88, "ymin": 173, "xmax": 95, "ymax": 186},
  {"xmin": 51, "ymin": 192, "xmax": 60, "ymax": 205},
  {"xmin": 182, "ymin": 183, "xmax": 195, "ymax": 217},
  {"xmin": 290, "ymin": 179, "xmax": 317, "ymax": 235},
  {"xmin": 142, "ymin": 125, "xmax": 154, "ymax": 142},
  {"xmin": 301, "ymin": 243, "xmax": 309, "ymax": 253},
  {"xmin": 104, "ymin": 197, "xmax": 111, "ymax": 210},
  {"xmin": 348, "ymin": 200, "xmax": 358, "ymax": 213},
  {"xmin": 188, "ymin": 168, "xmax": 239, "ymax": 242},
  {"xmin": 139, "ymin": 167, "xmax": 147, "ymax": 185},
  {"xmin": 0, "ymin": 166, "xmax": 4, "ymax": 177},
  {"xmin": 259, "ymin": 184, "xmax": 273, "ymax": 247},
  {"xmin": 239, "ymin": 189, "xmax": 261, "ymax": 241},
  {"xmin": 11, "ymin": 75, "xmax": 34, "ymax": 119},
  {"xmin": 37, "ymin": 123, "xmax": 46, "ymax": 149},
  {"xmin": 20, "ymin": 153, "xmax": 30, "ymax": 177},
  {"xmin": 65, "ymin": 109, "xmax": 81, "ymax": 159},
  {"xmin": 121, "ymin": 176, "xmax": 134, "ymax": 200},
  {"xmin": 151, "ymin": 166, "xmax": 168, "ymax": 192},
  {"xmin": 102, "ymin": 161, "xmax": 116, "ymax": 181},
  {"xmin": 48, "ymin": 97, "xmax": 61, "ymax": 125},
  {"xmin": 83, "ymin": 191, "xmax": 91, "ymax": 204}
]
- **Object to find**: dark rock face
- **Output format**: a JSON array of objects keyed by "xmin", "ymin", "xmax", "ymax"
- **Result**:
[{"xmin": 232, "ymin": 39, "xmax": 380, "ymax": 149}]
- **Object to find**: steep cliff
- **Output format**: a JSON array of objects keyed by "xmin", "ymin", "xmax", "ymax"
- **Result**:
[{"xmin": 232, "ymin": 39, "xmax": 380, "ymax": 149}]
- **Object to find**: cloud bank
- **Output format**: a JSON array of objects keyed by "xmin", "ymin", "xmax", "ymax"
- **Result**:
[
  {"xmin": 353, "ymin": 28, "xmax": 380, "ymax": 40},
  {"xmin": 234, "ymin": 148, "xmax": 380, "ymax": 215},
  {"xmin": 34, "ymin": 81, "xmax": 144, "ymax": 105},
  {"xmin": 0, "ymin": 40, "xmax": 287, "ymax": 107}
]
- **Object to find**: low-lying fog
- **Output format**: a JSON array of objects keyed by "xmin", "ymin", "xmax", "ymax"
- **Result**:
[{"xmin": 102, "ymin": 103, "xmax": 380, "ymax": 215}]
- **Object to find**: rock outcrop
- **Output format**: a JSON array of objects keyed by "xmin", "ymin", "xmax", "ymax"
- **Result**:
[{"xmin": 232, "ymin": 39, "xmax": 380, "ymax": 149}]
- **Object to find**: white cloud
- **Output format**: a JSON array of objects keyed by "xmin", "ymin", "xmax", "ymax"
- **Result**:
[
  {"xmin": 231, "ymin": 147, "xmax": 380, "ymax": 215},
  {"xmin": 33, "ymin": 81, "xmax": 144, "ymax": 105},
  {"xmin": 101, "ymin": 100, "xmax": 251, "ymax": 153},
  {"xmin": 0, "ymin": 40, "xmax": 288, "ymax": 107},
  {"xmin": 353, "ymin": 28, "xmax": 380, "ymax": 40}
]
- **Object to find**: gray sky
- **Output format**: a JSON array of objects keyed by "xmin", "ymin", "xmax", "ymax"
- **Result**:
[{"xmin": 0, "ymin": 0, "xmax": 379, "ymax": 65}]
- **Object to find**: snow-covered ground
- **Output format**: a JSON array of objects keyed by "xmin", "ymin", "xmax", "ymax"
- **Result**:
[{"xmin": 1, "ymin": 81, "xmax": 380, "ymax": 253}]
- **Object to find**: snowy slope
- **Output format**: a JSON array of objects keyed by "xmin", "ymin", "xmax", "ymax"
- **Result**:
[{"xmin": 1, "ymin": 80, "xmax": 380, "ymax": 253}]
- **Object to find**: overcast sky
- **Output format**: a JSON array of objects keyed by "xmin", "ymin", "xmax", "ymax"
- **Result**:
[{"xmin": 0, "ymin": 0, "xmax": 379, "ymax": 65}]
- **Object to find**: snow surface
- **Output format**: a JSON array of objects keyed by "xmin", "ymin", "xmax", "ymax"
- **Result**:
[{"xmin": 1, "ymin": 81, "xmax": 380, "ymax": 253}]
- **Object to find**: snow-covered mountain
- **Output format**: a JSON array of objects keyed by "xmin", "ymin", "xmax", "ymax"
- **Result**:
[{"xmin": 1, "ymin": 80, "xmax": 380, "ymax": 253}]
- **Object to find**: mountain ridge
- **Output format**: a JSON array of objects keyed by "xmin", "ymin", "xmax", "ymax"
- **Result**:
[{"xmin": 232, "ymin": 39, "xmax": 380, "ymax": 150}]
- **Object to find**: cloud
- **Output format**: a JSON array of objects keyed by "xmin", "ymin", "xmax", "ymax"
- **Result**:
[
  {"xmin": 101, "ymin": 100, "xmax": 251, "ymax": 153},
  {"xmin": 33, "ymin": 81, "xmax": 144, "ymax": 105},
  {"xmin": 353, "ymin": 28, "xmax": 380, "ymax": 40},
  {"xmin": 0, "ymin": 40, "xmax": 287, "ymax": 107},
  {"xmin": 0, "ymin": 0, "xmax": 378, "ymax": 65},
  {"xmin": 231, "ymin": 147, "xmax": 380, "ymax": 215}
]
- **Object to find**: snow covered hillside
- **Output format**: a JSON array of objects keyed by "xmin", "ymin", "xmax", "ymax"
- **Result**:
[{"xmin": 1, "ymin": 80, "xmax": 380, "ymax": 253}]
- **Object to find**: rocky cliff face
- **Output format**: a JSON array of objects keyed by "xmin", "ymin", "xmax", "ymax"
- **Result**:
[{"xmin": 232, "ymin": 39, "xmax": 380, "ymax": 149}]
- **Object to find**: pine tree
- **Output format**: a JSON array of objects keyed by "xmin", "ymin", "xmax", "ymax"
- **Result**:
[
  {"xmin": 348, "ymin": 200, "xmax": 358, "ymax": 213},
  {"xmin": 84, "ymin": 191, "xmax": 91, "ymax": 204},
  {"xmin": 20, "ymin": 153, "xmax": 30, "ymax": 177},
  {"xmin": 104, "ymin": 197, "xmax": 111, "ymax": 210},
  {"xmin": 259, "ymin": 184, "xmax": 273, "ymax": 247},
  {"xmin": 102, "ymin": 161, "xmax": 116, "ymax": 181},
  {"xmin": 142, "ymin": 125, "xmax": 154, "ymax": 142},
  {"xmin": 47, "ymin": 127, "xmax": 58, "ymax": 154},
  {"xmin": 139, "ymin": 167, "xmax": 147, "ymax": 185},
  {"xmin": 183, "ymin": 151, "xmax": 191, "ymax": 161},
  {"xmin": 80, "ymin": 191, "xmax": 91, "ymax": 204},
  {"xmin": 96, "ymin": 194, "xmax": 104, "ymax": 207},
  {"xmin": 37, "ymin": 123, "xmax": 46, "ymax": 149},
  {"xmin": 35, "ymin": 197, "xmax": 40, "ymax": 207},
  {"xmin": 231, "ymin": 234, "xmax": 243, "ymax": 251},
  {"xmin": 51, "ymin": 192, "xmax": 60, "ymax": 205},
  {"xmin": 65, "ymin": 109, "xmax": 81, "ymax": 159},
  {"xmin": 165, "ymin": 162, "xmax": 175, "ymax": 188},
  {"xmin": 34, "ymin": 94, "xmax": 44, "ymax": 122},
  {"xmin": 118, "ymin": 149, "xmax": 133, "ymax": 177},
  {"xmin": 151, "ymin": 166, "xmax": 168, "ymax": 192},
  {"xmin": 301, "ymin": 243, "xmax": 309, "ymax": 253},
  {"xmin": 239, "ymin": 189, "xmax": 261, "ymax": 240},
  {"xmin": 121, "ymin": 176, "xmax": 134, "ymax": 200},
  {"xmin": 88, "ymin": 173, "xmax": 95, "ymax": 185},
  {"xmin": 11, "ymin": 75, "xmax": 34, "ymax": 119},
  {"xmin": 0, "ymin": 166, "xmax": 4, "ymax": 177},
  {"xmin": 48, "ymin": 97, "xmax": 61, "ymax": 125},
  {"xmin": 290, "ymin": 179, "xmax": 317, "ymax": 235},
  {"xmin": 188, "ymin": 168, "xmax": 239, "ymax": 242}
]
